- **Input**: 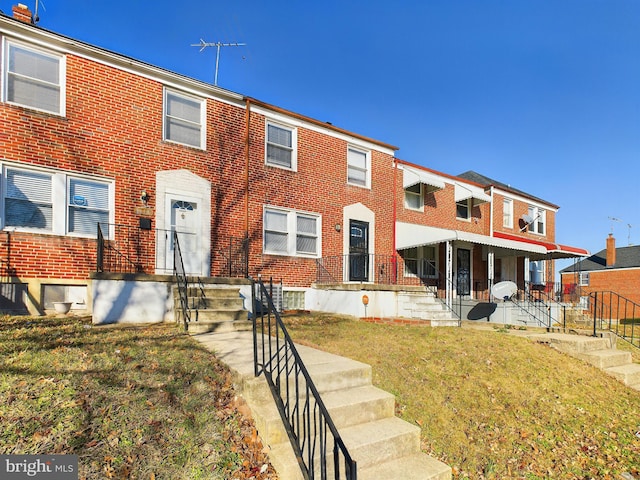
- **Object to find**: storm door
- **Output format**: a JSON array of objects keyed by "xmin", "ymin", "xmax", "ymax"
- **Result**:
[
  {"xmin": 349, "ymin": 220, "xmax": 369, "ymax": 282},
  {"xmin": 165, "ymin": 197, "xmax": 200, "ymax": 275},
  {"xmin": 456, "ymin": 248, "xmax": 471, "ymax": 296}
]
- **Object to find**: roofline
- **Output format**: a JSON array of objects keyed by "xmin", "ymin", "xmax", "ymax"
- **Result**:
[
  {"xmin": 484, "ymin": 183, "xmax": 560, "ymax": 210},
  {"xmin": 394, "ymin": 158, "xmax": 487, "ymax": 188},
  {"xmin": 245, "ymin": 97, "xmax": 399, "ymax": 151}
]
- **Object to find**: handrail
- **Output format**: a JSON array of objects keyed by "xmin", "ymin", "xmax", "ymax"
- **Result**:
[
  {"xmin": 173, "ymin": 231, "xmax": 190, "ymax": 331},
  {"xmin": 589, "ymin": 291, "xmax": 639, "ymax": 349},
  {"xmin": 252, "ymin": 277, "xmax": 357, "ymax": 480},
  {"xmin": 217, "ymin": 236, "xmax": 249, "ymax": 277}
]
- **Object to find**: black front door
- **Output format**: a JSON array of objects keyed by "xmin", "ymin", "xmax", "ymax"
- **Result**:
[
  {"xmin": 349, "ymin": 220, "xmax": 369, "ymax": 281},
  {"xmin": 457, "ymin": 248, "xmax": 471, "ymax": 296}
]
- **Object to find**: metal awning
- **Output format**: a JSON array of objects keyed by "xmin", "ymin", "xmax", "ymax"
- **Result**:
[
  {"xmin": 396, "ymin": 222, "xmax": 547, "ymax": 255},
  {"xmin": 493, "ymin": 232, "xmax": 590, "ymax": 259},
  {"xmin": 454, "ymin": 183, "xmax": 491, "ymax": 204},
  {"xmin": 402, "ymin": 166, "xmax": 446, "ymax": 192}
]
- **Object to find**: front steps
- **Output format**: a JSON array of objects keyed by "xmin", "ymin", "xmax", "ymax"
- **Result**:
[
  {"xmin": 174, "ymin": 285, "xmax": 251, "ymax": 334},
  {"xmin": 397, "ymin": 291, "xmax": 458, "ymax": 326},
  {"xmin": 528, "ymin": 332, "xmax": 640, "ymax": 391},
  {"xmin": 198, "ymin": 332, "xmax": 451, "ymax": 480}
]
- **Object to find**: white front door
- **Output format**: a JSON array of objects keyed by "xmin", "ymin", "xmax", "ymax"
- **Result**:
[{"xmin": 166, "ymin": 196, "xmax": 201, "ymax": 275}]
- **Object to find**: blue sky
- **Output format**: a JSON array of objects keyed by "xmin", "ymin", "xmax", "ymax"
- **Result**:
[{"xmin": 5, "ymin": 0, "xmax": 640, "ymax": 264}]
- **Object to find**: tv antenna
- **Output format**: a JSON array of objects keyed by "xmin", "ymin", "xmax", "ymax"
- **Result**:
[
  {"xmin": 191, "ymin": 39, "xmax": 246, "ymax": 86},
  {"xmin": 33, "ymin": 0, "xmax": 45, "ymax": 24},
  {"xmin": 627, "ymin": 223, "xmax": 633, "ymax": 246},
  {"xmin": 608, "ymin": 216, "xmax": 622, "ymax": 233}
]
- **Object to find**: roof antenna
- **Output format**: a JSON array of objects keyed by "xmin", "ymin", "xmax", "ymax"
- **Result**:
[
  {"xmin": 627, "ymin": 224, "xmax": 633, "ymax": 246},
  {"xmin": 608, "ymin": 216, "xmax": 621, "ymax": 234},
  {"xmin": 33, "ymin": 0, "xmax": 45, "ymax": 24},
  {"xmin": 191, "ymin": 39, "xmax": 246, "ymax": 86}
]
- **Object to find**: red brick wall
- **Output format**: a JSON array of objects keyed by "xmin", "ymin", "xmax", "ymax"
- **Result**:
[
  {"xmin": 562, "ymin": 269, "xmax": 640, "ymax": 313},
  {"xmin": 0, "ymin": 53, "xmax": 248, "ymax": 279},
  {"xmin": 244, "ymin": 111, "xmax": 396, "ymax": 286}
]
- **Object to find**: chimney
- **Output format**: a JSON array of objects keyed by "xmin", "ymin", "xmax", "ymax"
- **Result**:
[
  {"xmin": 606, "ymin": 233, "xmax": 616, "ymax": 267},
  {"xmin": 12, "ymin": 4, "xmax": 34, "ymax": 24}
]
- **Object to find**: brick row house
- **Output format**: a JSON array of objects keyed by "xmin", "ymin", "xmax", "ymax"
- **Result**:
[{"xmin": 0, "ymin": 5, "xmax": 588, "ymax": 323}]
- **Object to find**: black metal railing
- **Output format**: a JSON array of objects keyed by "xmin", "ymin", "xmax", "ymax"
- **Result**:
[
  {"xmin": 217, "ymin": 236, "xmax": 249, "ymax": 277},
  {"xmin": 316, "ymin": 254, "xmax": 439, "ymax": 287},
  {"xmin": 173, "ymin": 231, "xmax": 190, "ymax": 331},
  {"xmin": 589, "ymin": 291, "xmax": 639, "ymax": 349},
  {"xmin": 252, "ymin": 277, "xmax": 356, "ymax": 480},
  {"xmin": 97, "ymin": 223, "xmax": 143, "ymax": 273}
]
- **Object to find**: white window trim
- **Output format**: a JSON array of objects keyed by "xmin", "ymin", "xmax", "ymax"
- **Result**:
[
  {"xmin": 456, "ymin": 198, "xmax": 471, "ymax": 221},
  {"xmin": 0, "ymin": 163, "xmax": 114, "ymax": 238},
  {"xmin": 263, "ymin": 206, "xmax": 321, "ymax": 258},
  {"xmin": 404, "ymin": 183, "xmax": 424, "ymax": 211},
  {"xmin": 2, "ymin": 38, "xmax": 66, "ymax": 116},
  {"xmin": 503, "ymin": 197, "xmax": 513, "ymax": 228},
  {"xmin": 527, "ymin": 205, "xmax": 546, "ymax": 236},
  {"xmin": 347, "ymin": 146, "xmax": 371, "ymax": 189},
  {"xmin": 265, "ymin": 120, "xmax": 298, "ymax": 171},
  {"xmin": 162, "ymin": 88, "xmax": 206, "ymax": 150}
]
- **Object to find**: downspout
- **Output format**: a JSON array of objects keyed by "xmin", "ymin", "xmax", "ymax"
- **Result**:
[
  {"xmin": 489, "ymin": 186, "xmax": 494, "ymax": 237},
  {"xmin": 244, "ymin": 98, "xmax": 251, "ymax": 276}
]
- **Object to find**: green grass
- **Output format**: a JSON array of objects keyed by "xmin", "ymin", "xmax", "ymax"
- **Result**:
[
  {"xmin": 283, "ymin": 313, "xmax": 640, "ymax": 480},
  {"xmin": 0, "ymin": 316, "xmax": 276, "ymax": 480}
]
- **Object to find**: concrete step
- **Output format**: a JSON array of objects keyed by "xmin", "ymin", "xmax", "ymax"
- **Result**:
[
  {"xmin": 605, "ymin": 363, "xmax": 640, "ymax": 386},
  {"xmin": 528, "ymin": 333, "xmax": 612, "ymax": 354},
  {"xmin": 191, "ymin": 308, "xmax": 245, "ymax": 322},
  {"xmin": 358, "ymin": 453, "xmax": 452, "ymax": 480},
  {"xmin": 249, "ymin": 384, "xmax": 396, "ymax": 446},
  {"xmin": 576, "ymin": 349, "xmax": 633, "ymax": 369},
  {"xmin": 189, "ymin": 296, "xmax": 244, "ymax": 309},
  {"xmin": 267, "ymin": 417, "xmax": 447, "ymax": 480}
]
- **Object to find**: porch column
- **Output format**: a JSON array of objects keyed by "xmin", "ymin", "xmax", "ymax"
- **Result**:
[
  {"xmin": 524, "ymin": 256, "xmax": 530, "ymax": 295},
  {"xmin": 487, "ymin": 250, "xmax": 495, "ymax": 297},
  {"xmin": 446, "ymin": 240, "xmax": 453, "ymax": 307}
]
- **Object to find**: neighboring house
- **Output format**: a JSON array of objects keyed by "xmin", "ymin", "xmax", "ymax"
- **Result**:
[
  {"xmin": 0, "ymin": 5, "xmax": 588, "ymax": 321},
  {"xmin": 394, "ymin": 166, "xmax": 588, "ymax": 302},
  {"xmin": 560, "ymin": 233, "xmax": 640, "ymax": 309}
]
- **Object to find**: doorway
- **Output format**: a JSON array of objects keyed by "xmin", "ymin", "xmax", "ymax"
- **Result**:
[
  {"xmin": 165, "ymin": 197, "xmax": 201, "ymax": 275},
  {"xmin": 349, "ymin": 220, "xmax": 369, "ymax": 281},
  {"xmin": 457, "ymin": 248, "xmax": 471, "ymax": 296}
]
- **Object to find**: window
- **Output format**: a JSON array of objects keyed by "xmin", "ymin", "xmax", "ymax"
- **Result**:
[
  {"xmin": 164, "ymin": 89, "xmax": 205, "ymax": 148},
  {"xmin": 68, "ymin": 178, "xmax": 110, "ymax": 235},
  {"xmin": 503, "ymin": 198, "xmax": 513, "ymax": 228},
  {"xmin": 404, "ymin": 246, "xmax": 437, "ymax": 279},
  {"xmin": 579, "ymin": 272, "xmax": 590, "ymax": 286},
  {"xmin": 347, "ymin": 147, "xmax": 370, "ymax": 188},
  {"xmin": 266, "ymin": 122, "xmax": 296, "ymax": 169},
  {"xmin": 264, "ymin": 207, "xmax": 320, "ymax": 257},
  {"xmin": 456, "ymin": 199, "xmax": 470, "ymax": 220},
  {"xmin": 527, "ymin": 206, "xmax": 546, "ymax": 235},
  {"xmin": 4, "ymin": 41, "xmax": 65, "ymax": 115},
  {"xmin": 404, "ymin": 183, "xmax": 423, "ymax": 210},
  {"xmin": 2, "ymin": 165, "xmax": 112, "ymax": 237}
]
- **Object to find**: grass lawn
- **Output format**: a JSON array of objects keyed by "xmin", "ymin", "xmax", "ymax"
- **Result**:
[
  {"xmin": 0, "ymin": 315, "xmax": 277, "ymax": 480},
  {"xmin": 283, "ymin": 313, "xmax": 640, "ymax": 480}
]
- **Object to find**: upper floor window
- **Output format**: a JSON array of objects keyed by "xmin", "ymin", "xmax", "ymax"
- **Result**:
[
  {"xmin": 503, "ymin": 198, "xmax": 513, "ymax": 228},
  {"xmin": 456, "ymin": 198, "xmax": 470, "ymax": 220},
  {"xmin": 579, "ymin": 272, "xmax": 590, "ymax": 286},
  {"xmin": 528, "ymin": 206, "xmax": 546, "ymax": 235},
  {"xmin": 2, "ymin": 165, "xmax": 112, "ymax": 237},
  {"xmin": 404, "ymin": 183, "xmax": 423, "ymax": 211},
  {"xmin": 164, "ymin": 89, "xmax": 205, "ymax": 149},
  {"xmin": 266, "ymin": 122, "xmax": 297, "ymax": 170},
  {"xmin": 347, "ymin": 147, "xmax": 370, "ymax": 188},
  {"xmin": 264, "ymin": 206, "xmax": 320, "ymax": 257},
  {"xmin": 3, "ymin": 41, "xmax": 65, "ymax": 115}
]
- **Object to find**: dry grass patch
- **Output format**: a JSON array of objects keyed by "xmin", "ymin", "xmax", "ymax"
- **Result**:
[
  {"xmin": 283, "ymin": 313, "xmax": 640, "ymax": 480},
  {"xmin": 0, "ymin": 315, "xmax": 277, "ymax": 480}
]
